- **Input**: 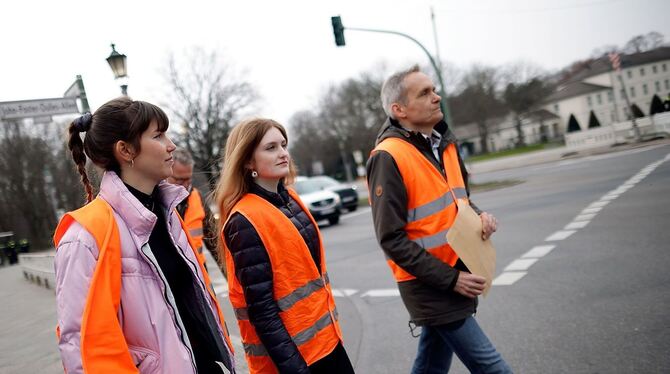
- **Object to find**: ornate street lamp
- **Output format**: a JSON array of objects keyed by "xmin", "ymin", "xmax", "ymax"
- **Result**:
[{"xmin": 106, "ymin": 43, "xmax": 128, "ymax": 95}]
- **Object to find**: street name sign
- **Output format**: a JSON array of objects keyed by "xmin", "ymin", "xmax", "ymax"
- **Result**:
[{"xmin": 0, "ymin": 97, "xmax": 79, "ymax": 120}]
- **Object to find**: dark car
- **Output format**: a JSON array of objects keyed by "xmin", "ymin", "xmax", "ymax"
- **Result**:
[{"xmin": 309, "ymin": 175, "xmax": 359, "ymax": 212}]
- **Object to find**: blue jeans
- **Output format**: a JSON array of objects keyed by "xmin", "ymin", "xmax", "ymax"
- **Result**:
[{"xmin": 411, "ymin": 316, "xmax": 512, "ymax": 374}]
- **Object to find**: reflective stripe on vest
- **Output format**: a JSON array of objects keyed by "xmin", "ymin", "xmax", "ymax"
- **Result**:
[
  {"xmin": 234, "ymin": 273, "xmax": 331, "ymax": 320},
  {"xmin": 372, "ymin": 137, "xmax": 469, "ymax": 282},
  {"xmin": 223, "ymin": 189, "xmax": 342, "ymax": 373},
  {"xmin": 183, "ymin": 188, "xmax": 206, "ymax": 258},
  {"xmin": 54, "ymin": 197, "xmax": 235, "ymax": 373}
]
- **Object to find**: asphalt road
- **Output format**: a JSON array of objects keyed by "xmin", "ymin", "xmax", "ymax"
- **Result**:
[
  {"xmin": 318, "ymin": 143, "xmax": 670, "ymax": 373},
  {"xmin": 1, "ymin": 143, "xmax": 668, "ymax": 373}
]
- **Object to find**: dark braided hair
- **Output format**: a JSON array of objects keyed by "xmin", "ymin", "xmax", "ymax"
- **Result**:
[{"xmin": 67, "ymin": 97, "xmax": 169, "ymax": 203}]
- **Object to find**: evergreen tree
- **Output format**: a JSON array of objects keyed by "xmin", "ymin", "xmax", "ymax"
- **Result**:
[
  {"xmin": 631, "ymin": 103, "xmax": 645, "ymax": 118},
  {"xmin": 588, "ymin": 111, "xmax": 601, "ymax": 128},
  {"xmin": 650, "ymin": 94, "xmax": 665, "ymax": 115},
  {"xmin": 567, "ymin": 114, "xmax": 581, "ymax": 132}
]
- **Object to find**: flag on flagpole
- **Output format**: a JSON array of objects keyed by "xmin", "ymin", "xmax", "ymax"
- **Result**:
[{"xmin": 608, "ymin": 52, "xmax": 621, "ymax": 72}]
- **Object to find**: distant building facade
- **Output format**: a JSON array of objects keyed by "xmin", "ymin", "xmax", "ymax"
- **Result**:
[{"xmin": 543, "ymin": 47, "xmax": 670, "ymax": 133}]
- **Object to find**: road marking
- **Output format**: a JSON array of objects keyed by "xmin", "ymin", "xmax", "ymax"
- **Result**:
[
  {"xmin": 600, "ymin": 194, "xmax": 619, "ymax": 201},
  {"xmin": 495, "ymin": 152, "xmax": 670, "ymax": 287},
  {"xmin": 331, "ymin": 288, "xmax": 358, "ymax": 297},
  {"xmin": 341, "ymin": 207, "xmax": 371, "ymax": 220},
  {"xmin": 574, "ymin": 213, "xmax": 596, "ymax": 221},
  {"xmin": 545, "ymin": 230, "xmax": 576, "ymax": 241},
  {"xmin": 504, "ymin": 259, "xmax": 537, "ymax": 271},
  {"xmin": 522, "ymin": 245, "xmax": 556, "ymax": 258},
  {"xmin": 588, "ymin": 200, "xmax": 610, "ymax": 209},
  {"xmin": 565, "ymin": 220, "xmax": 590, "ymax": 230},
  {"xmin": 492, "ymin": 272, "xmax": 526, "ymax": 286},
  {"xmin": 361, "ymin": 289, "xmax": 400, "ymax": 297}
]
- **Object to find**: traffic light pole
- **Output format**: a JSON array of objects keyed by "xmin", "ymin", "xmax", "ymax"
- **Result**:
[{"xmin": 335, "ymin": 23, "xmax": 451, "ymax": 123}]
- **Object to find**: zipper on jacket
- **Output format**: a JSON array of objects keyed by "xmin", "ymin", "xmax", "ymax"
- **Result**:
[
  {"xmin": 165, "ymin": 217, "xmax": 235, "ymax": 367},
  {"xmin": 138, "ymin": 242, "xmax": 199, "ymax": 373}
]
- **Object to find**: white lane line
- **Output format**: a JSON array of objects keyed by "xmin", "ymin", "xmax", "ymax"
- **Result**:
[
  {"xmin": 331, "ymin": 288, "xmax": 358, "ymax": 297},
  {"xmin": 492, "ymin": 272, "xmax": 527, "ymax": 286},
  {"xmin": 341, "ymin": 207, "xmax": 371, "ymax": 220},
  {"xmin": 361, "ymin": 289, "xmax": 400, "ymax": 297},
  {"xmin": 581, "ymin": 207, "xmax": 602, "ymax": 214},
  {"xmin": 575, "ymin": 213, "xmax": 597, "ymax": 221},
  {"xmin": 504, "ymin": 259, "xmax": 538, "ymax": 271},
  {"xmin": 545, "ymin": 230, "xmax": 576, "ymax": 241},
  {"xmin": 565, "ymin": 220, "xmax": 590, "ymax": 230},
  {"xmin": 600, "ymin": 194, "xmax": 619, "ymax": 201},
  {"xmin": 588, "ymin": 200, "xmax": 610, "ymax": 209},
  {"xmin": 522, "ymin": 245, "xmax": 556, "ymax": 258}
]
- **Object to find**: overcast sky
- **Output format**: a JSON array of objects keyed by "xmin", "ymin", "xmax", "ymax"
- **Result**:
[{"xmin": 1, "ymin": 0, "xmax": 669, "ymax": 126}]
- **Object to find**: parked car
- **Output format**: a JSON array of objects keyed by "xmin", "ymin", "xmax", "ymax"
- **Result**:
[
  {"xmin": 292, "ymin": 177, "xmax": 342, "ymax": 225},
  {"xmin": 308, "ymin": 175, "xmax": 359, "ymax": 212}
]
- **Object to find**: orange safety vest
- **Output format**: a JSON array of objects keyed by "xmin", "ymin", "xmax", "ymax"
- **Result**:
[
  {"xmin": 182, "ymin": 188, "xmax": 207, "ymax": 265},
  {"xmin": 372, "ymin": 137, "xmax": 470, "ymax": 282},
  {"xmin": 223, "ymin": 189, "xmax": 343, "ymax": 374},
  {"xmin": 53, "ymin": 197, "xmax": 233, "ymax": 373}
]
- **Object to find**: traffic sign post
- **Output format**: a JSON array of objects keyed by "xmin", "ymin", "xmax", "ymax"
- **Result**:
[{"xmin": 0, "ymin": 76, "xmax": 87, "ymax": 124}]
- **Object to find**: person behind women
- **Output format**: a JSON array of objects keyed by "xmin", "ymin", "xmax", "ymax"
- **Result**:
[
  {"xmin": 216, "ymin": 118, "xmax": 355, "ymax": 374},
  {"xmin": 54, "ymin": 97, "xmax": 235, "ymax": 373}
]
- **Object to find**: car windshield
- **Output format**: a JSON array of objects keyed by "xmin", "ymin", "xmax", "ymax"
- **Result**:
[
  {"xmin": 311, "ymin": 176, "xmax": 339, "ymax": 188},
  {"xmin": 293, "ymin": 179, "xmax": 322, "ymax": 194}
]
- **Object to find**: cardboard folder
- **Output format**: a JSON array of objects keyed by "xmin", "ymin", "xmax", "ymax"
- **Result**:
[{"xmin": 446, "ymin": 200, "xmax": 497, "ymax": 296}]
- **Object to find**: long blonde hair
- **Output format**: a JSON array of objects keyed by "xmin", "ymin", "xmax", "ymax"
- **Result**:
[{"xmin": 214, "ymin": 118, "xmax": 296, "ymax": 251}]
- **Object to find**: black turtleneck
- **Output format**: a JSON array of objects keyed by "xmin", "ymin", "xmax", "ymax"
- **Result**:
[{"xmin": 124, "ymin": 183, "xmax": 231, "ymax": 373}]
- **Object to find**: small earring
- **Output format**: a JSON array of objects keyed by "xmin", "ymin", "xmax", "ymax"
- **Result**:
[
  {"xmin": 130, "ymin": 159, "xmax": 135, "ymax": 168},
  {"xmin": 251, "ymin": 170, "xmax": 258, "ymax": 178}
]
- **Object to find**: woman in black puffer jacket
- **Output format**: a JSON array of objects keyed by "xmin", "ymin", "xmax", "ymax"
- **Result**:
[{"xmin": 215, "ymin": 118, "xmax": 355, "ymax": 374}]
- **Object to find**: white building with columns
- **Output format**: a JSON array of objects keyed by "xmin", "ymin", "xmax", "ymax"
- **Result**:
[{"xmin": 543, "ymin": 47, "xmax": 670, "ymax": 133}]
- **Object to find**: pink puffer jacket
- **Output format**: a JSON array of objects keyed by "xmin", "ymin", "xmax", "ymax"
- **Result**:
[{"xmin": 54, "ymin": 171, "xmax": 234, "ymax": 373}]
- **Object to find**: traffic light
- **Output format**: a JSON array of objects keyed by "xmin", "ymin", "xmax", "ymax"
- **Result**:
[{"xmin": 331, "ymin": 16, "xmax": 345, "ymax": 47}]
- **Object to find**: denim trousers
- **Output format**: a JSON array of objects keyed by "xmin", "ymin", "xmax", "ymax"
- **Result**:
[{"xmin": 410, "ymin": 316, "xmax": 512, "ymax": 374}]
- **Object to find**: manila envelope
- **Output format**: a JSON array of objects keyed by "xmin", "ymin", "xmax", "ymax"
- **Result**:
[{"xmin": 446, "ymin": 200, "xmax": 496, "ymax": 296}]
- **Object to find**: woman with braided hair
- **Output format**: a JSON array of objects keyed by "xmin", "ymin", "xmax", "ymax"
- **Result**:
[{"xmin": 54, "ymin": 97, "xmax": 235, "ymax": 373}]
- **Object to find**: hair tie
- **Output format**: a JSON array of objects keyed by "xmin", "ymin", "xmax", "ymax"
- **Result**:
[{"xmin": 73, "ymin": 112, "xmax": 93, "ymax": 132}]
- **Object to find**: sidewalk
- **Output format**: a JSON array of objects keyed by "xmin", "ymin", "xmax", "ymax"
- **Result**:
[
  {"xmin": 5, "ymin": 250, "xmax": 249, "ymax": 373},
  {"xmin": 467, "ymin": 138, "xmax": 670, "ymax": 174},
  {"xmin": 0, "ymin": 265, "xmax": 62, "ymax": 373}
]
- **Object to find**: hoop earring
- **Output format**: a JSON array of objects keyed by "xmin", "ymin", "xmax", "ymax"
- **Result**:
[{"xmin": 251, "ymin": 170, "xmax": 258, "ymax": 178}]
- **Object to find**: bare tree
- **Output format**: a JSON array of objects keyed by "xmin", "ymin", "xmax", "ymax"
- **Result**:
[
  {"xmin": 623, "ymin": 31, "xmax": 665, "ymax": 54},
  {"xmin": 289, "ymin": 69, "xmax": 387, "ymax": 180},
  {"xmin": 163, "ymin": 47, "xmax": 259, "ymax": 189},
  {"xmin": 314, "ymin": 71, "xmax": 386, "ymax": 180},
  {"xmin": 450, "ymin": 65, "xmax": 507, "ymax": 154},
  {"xmin": 0, "ymin": 123, "xmax": 58, "ymax": 248},
  {"xmin": 501, "ymin": 62, "xmax": 553, "ymax": 147},
  {"xmin": 590, "ymin": 44, "xmax": 620, "ymax": 59},
  {"xmin": 288, "ymin": 110, "xmax": 335, "ymax": 176}
]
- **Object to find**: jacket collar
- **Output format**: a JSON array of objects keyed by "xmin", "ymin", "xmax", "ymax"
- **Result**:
[
  {"xmin": 98, "ymin": 171, "xmax": 189, "ymax": 245},
  {"xmin": 249, "ymin": 181, "xmax": 289, "ymax": 207},
  {"xmin": 376, "ymin": 117, "xmax": 458, "ymax": 146}
]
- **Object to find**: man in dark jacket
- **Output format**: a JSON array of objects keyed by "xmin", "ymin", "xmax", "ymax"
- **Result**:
[{"xmin": 367, "ymin": 65, "xmax": 511, "ymax": 373}]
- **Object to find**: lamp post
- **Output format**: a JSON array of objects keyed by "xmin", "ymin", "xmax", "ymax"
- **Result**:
[{"xmin": 106, "ymin": 43, "xmax": 128, "ymax": 96}]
